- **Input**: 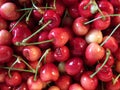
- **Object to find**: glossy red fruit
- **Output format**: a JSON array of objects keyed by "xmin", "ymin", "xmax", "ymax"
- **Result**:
[
  {"xmin": 92, "ymin": 11, "xmax": 111, "ymax": 30},
  {"xmin": 65, "ymin": 57, "xmax": 84, "ymax": 76},
  {"xmin": 72, "ymin": 17, "xmax": 89, "ymax": 36},
  {"xmin": 43, "ymin": 10, "xmax": 61, "ymax": 30},
  {"xmin": 40, "ymin": 63, "xmax": 59, "ymax": 82},
  {"xmin": 54, "ymin": 45, "xmax": 70, "ymax": 62},
  {"xmin": 0, "ymin": 2, "xmax": 20, "ymax": 21},
  {"xmin": 48, "ymin": 27, "xmax": 69, "ymax": 47},
  {"xmin": 55, "ymin": 75, "xmax": 71, "ymax": 90},
  {"xmin": 85, "ymin": 42, "xmax": 105, "ymax": 66},
  {"xmin": 27, "ymin": 76, "xmax": 44, "ymax": 90},
  {"xmin": 80, "ymin": 71, "xmax": 98, "ymax": 90},
  {"xmin": 48, "ymin": 86, "xmax": 60, "ymax": 90},
  {"xmin": 0, "ymin": 16, "xmax": 7, "ymax": 29},
  {"xmin": 22, "ymin": 45, "xmax": 42, "ymax": 62},
  {"xmin": 69, "ymin": 83, "xmax": 84, "ymax": 90},
  {"xmin": 0, "ymin": 83, "xmax": 12, "ymax": 90},
  {"xmin": 5, "ymin": 72, "xmax": 22, "ymax": 86},
  {"xmin": 0, "ymin": 29, "xmax": 12, "ymax": 45},
  {"xmin": 0, "ymin": 70, "xmax": 7, "ymax": 83},
  {"xmin": 0, "ymin": 45, "xmax": 13, "ymax": 63},
  {"xmin": 96, "ymin": 64, "xmax": 113, "ymax": 82}
]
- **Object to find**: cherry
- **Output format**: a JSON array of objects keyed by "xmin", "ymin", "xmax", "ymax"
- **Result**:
[
  {"xmin": 43, "ymin": 10, "xmax": 61, "ymax": 31},
  {"xmin": 80, "ymin": 71, "xmax": 98, "ymax": 90},
  {"xmin": 98, "ymin": 0, "xmax": 114, "ymax": 14},
  {"xmin": 32, "ymin": 9, "xmax": 43, "ymax": 21},
  {"xmin": 92, "ymin": 11, "xmax": 111, "ymax": 30},
  {"xmin": 69, "ymin": 37, "xmax": 88, "ymax": 56},
  {"xmin": 109, "ymin": 0, "xmax": 120, "ymax": 8},
  {"xmin": 115, "ymin": 47, "xmax": 120, "ymax": 60},
  {"xmin": 48, "ymin": 27, "xmax": 69, "ymax": 47},
  {"xmin": 27, "ymin": 76, "xmax": 44, "ymax": 90},
  {"xmin": 0, "ymin": 2, "xmax": 20, "ymax": 21},
  {"xmin": 0, "ymin": 45, "xmax": 13, "ymax": 63},
  {"xmin": 0, "ymin": 69, "xmax": 7, "ymax": 83},
  {"xmin": 102, "ymin": 36, "xmax": 118, "ymax": 53},
  {"xmin": 0, "ymin": 29, "xmax": 12, "ymax": 45},
  {"xmin": 48, "ymin": 86, "xmax": 60, "ymax": 90},
  {"xmin": 72, "ymin": 17, "xmax": 89, "ymax": 36},
  {"xmin": 22, "ymin": 45, "xmax": 42, "ymax": 62},
  {"xmin": 96, "ymin": 64, "xmax": 113, "ymax": 82},
  {"xmin": 15, "ymin": 82, "xmax": 28, "ymax": 90},
  {"xmin": 112, "ymin": 10, "xmax": 120, "ymax": 26},
  {"xmin": 40, "ymin": 63, "xmax": 59, "ymax": 82},
  {"xmin": 5, "ymin": 71, "xmax": 22, "ymax": 87},
  {"xmin": 54, "ymin": 45, "xmax": 70, "ymax": 62},
  {"xmin": 0, "ymin": 0, "xmax": 9, "ymax": 6},
  {"xmin": 69, "ymin": 83, "xmax": 84, "ymax": 90},
  {"xmin": 62, "ymin": 0, "xmax": 78, "ymax": 6},
  {"xmin": 0, "ymin": 16, "xmax": 8, "ymax": 30},
  {"xmin": 115, "ymin": 60, "xmax": 120, "ymax": 73},
  {"xmin": 65, "ymin": 57, "xmax": 84, "ymax": 76},
  {"xmin": 0, "ymin": 83, "xmax": 12, "ymax": 90},
  {"xmin": 55, "ymin": 75, "xmax": 71, "ymax": 90},
  {"xmin": 85, "ymin": 42, "xmax": 105, "ymax": 66}
]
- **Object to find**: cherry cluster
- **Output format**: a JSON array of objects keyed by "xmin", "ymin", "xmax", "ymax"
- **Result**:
[{"xmin": 0, "ymin": 0, "xmax": 120, "ymax": 90}]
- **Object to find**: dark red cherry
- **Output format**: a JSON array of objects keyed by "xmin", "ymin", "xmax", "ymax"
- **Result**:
[
  {"xmin": 62, "ymin": 0, "xmax": 78, "ymax": 6},
  {"xmin": 110, "ymin": 0, "xmax": 120, "ymax": 8}
]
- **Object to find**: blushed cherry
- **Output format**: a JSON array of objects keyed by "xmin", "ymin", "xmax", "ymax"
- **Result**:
[
  {"xmin": 72, "ymin": 17, "xmax": 89, "ymax": 36},
  {"xmin": 22, "ymin": 45, "xmax": 42, "ymax": 62},
  {"xmin": 48, "ymin": 27, "xmax": 69, "ymax": 47},
  {"xmin": 54, "ymin": 45, "xmax": 70, "ymax": 62},
  {"xmin": 85, "ymin": 42, "xmax": 105, "ymax": 66},
  {"xmin": 40, "ymin": 63, "xmax": 59, "ymax": 82},
  {"xmin": 5, "ymin": 71, "xmax": 22, "ymax": 87},
  {"xmin": 48, "ymin": 86, "xmax": 60, "ymax": 90},
  {"xmin": 69, "ymin": 83, "xmax": 84, "ymax": 90},
  {"xmin": 0, "ymin": 2, "xmax": 20, "ymax": 21},
  {"xmin": 0, "ymin": 29, "xmax": 12, "ymax": 45},
  {"xmin": 80, "ymin": 71, "xmax": 98, "ymax": 90}
]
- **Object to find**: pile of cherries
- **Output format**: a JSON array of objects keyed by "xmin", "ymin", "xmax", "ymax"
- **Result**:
[{"xmin": 0, "ymin": 0, "xmax": 120, "ymax": 90}]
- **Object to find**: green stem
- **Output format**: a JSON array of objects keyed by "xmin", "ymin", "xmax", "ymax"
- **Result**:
[
  {"xmin": 90, "ymin": 49, "xmax": 111, "ymax": 78},
  {"xmin": 100, "ymin": 23, "xmax": 120, "ymax": 46},
  {"xmin": 34, "ymin": 48, "xmax": 51, "ymax": 81},
  {"xmin": 22, "ymin": 20, "xmax": 51, "ymax": 43},
  {"xmin": 26, "ymin": 7, "xmax": 33, "ymax": 22},
  {"xmin": 113, "ymin": 74, "xmax": 120, "ymax": 85}
]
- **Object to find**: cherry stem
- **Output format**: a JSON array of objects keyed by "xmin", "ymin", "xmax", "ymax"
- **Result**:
[
  {"xmin": 22, "ymin": 20, "xmax": 51, "ymax": 43},
  {"xmin": 34, "ymin": 48, "xmax": 51, "ymax": 81},
  {"xmin": 84, "ymin": 0, "xmax": 93, "ymax": 10},
  {"xmin": 15, "ymin": 39, "xmax": 53, "ymax": 46},
  {"xmin": 113, "ymin": 74, "xmax": 120, "ymax": 85},
  {"xmin": 84, "ymin": 14, "xmax": 120, "ymax": 25},
  {"xmin": 0, "ymin": 66, "xmax": 35, "ymax": 73},
  {"xmin": 39, "ymin": 17, "xmax": 44, "ymax": 25},
  {"xmin": 100, "ymin": 23, "xmax": 120, "ymax": 46},
  {"xmin": 26, "ymin": 7, "xmax": 33, "ymax": 22},
  {"xmin": 9, "ymin": 11, "xmax": 29, "ymax": 32},
  {"xmin": 31, "ymin": 0, "xmax": 38, "ymax": 10},
  {"xmin": 53, "ymin": 0, "xmax": 56, "ymax": 9},
  {"xmin": 90, "ymin": 49, "xmax": 111, "ymax": 78}
]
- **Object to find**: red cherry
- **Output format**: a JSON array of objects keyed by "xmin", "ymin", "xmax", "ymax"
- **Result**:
[
  {"xmin": 85, "ymin": 42, "xmax": 105, "ymax": 66},
  {"xmin": 22, "ymin": 45, "xmax": 42, "ymax": 62},
  {"xmin": 0, "ymin": 69, "xmax": 7, "ymax": 83},
  {"xmin": 65, "ymin": 57, "xmax": 84, "ymax": 76},
  {"xmin": 80, "ymin": 71, "xmax": 98, "ymax": 90},
  {"xmin": 0, "ymin": 29, "xmax": 12, "ymax": 45},
  {"xmin": 54, "ymin": 45, "xmax": 70, "ymax": 62},
  {"xmin": 0, "ymin": 16, "xmax": 8, "ymax": 30},
  {"xmin": 0, "ymin": 2, "xmax": 20, "ymax": 21},
  {"xmin": 48, "ymin": 86, "xmax": 60, "ymax": 90},
  {"xmin": 69, "ymin": 83, "xmax": 84, "ymax": 90},
  {"xmin": 96, "ymin": 64, "xmax": 113, "ymax": 82},
  {"xmin": 40, "ymin": 63, "xmax": 59, "ymax": 82},
  {"xmin": 5, "ymin": 71, "xmax": 22, "ymax": 87},
  {"xmin": 92, "ymin": 11, "xmax": 111, "ymax": 30},
  {"xmin": 110, "ymin": 0, "xmax": 120, "ymax": 8},
  {"xmin": 15, "ymin": 82, "xmax": 28, "ymax": 90},
  {"xmin": 48, "ymin": 27, "xmax": 69, "ymax": 47},
  {"xmin": 0, "ymin": 83, "xmax": 12, "ymax": 90},
  {"xmin": 72, "ymin": 17, "xmax": 89, "ymax": 36},
  {"xmin": 0, "ymin": 45, "xmax": 13, "ymax": 63}
]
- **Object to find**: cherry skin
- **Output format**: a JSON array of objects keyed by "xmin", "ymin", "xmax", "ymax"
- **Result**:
[
  {"xmin": 48, "ymin": 86, "xmax": 60, "ymax": 90},
  {"xmin": 0, "ymin": 16, "xmax": 7, "ymax": 30},
  {"xmin": 27, "ymin": 76, "xmax": 44, "ymax": 90},
  {"xmin": 40, "ymin": 63, "xmax": 59, "ymax": 82},
  {"xmin": 0, "ymin": 83, "xmax": 12, "ymax": 90},
  {"xmin": 112, "ymin": 10, "xmax": 120, "ymax": 26},
  {"xmin": 14, "ymin": 82, "xmax": 28, "ymax": 90},
  {"xmin": 102, "ymin": 36, "xmax": 118, "ymax": 53},
  {"xmin": 0, "ymin": 2, "xmax": 20, "ymax": 21},
  {"xmin": 115, "ymin": 47, "xmax": 120, "ymax": 61},
  {"xmin": 80, "ymin": 71, "xmax": 98, "ymax": 90},
  {"xmin": 5, "ymin": 71, "xmax": 22, "ymax": 87},
  {"xmin": 48, "ymin": 27, "xmax": 69, "ymax": 47},
  {"xmin": 98, "ymin": 0, "xmax": 114, "ymax": 14},
  {"xmin": 96, "ymin": 64, "xmax": 113, "ymax": 82},
  {"xmin": 115, "ymin": 60, "xmax": 120, "ymax": 73},
  {"xmin": 0, "ymin": 45, "xmax": 13, "ymax": 63},
  {"xmin": 55, "ymin": 75, "xmax": 71, "ymax": 90},
  {"xmin": 54, "ymin": 45, "xmax": 70, "ymax": 62},
  {"xmin": 22, "ymin": 45, "xmax": 42, "ymax": 62},
  {"xmin": 0, "ymin": 69, "xmax": 7, "ymax": 83},
  {"xmin": 62, "ymin": 0, "xmax": 78, "ymax": 6},
  {"xmin": 109, "ymin": 0, "xmax": 120, "ymax": 8},
  {"xmin": 43, "ymin": 10, "xmax": 61, "ymax": 31},
  {"xmin": 69, "ymin": 83, "xmax": 84, "ymax": 90},
  {"xmin": 72, "ymin": 17, "xmax": 89, "ymax": 36},
  {"xmin": 92, "ymin": 11, "xmax": 111, "ymax": 30},
  {"xmin": 65, "ymin": 57, "xmax": 84, "ymax": 76},
  {"xmin": 85, "ymin": 42, "xmax": 105, "ymax": 66},
  {"xmin": 0, "ymin": 0, "xmax": 9, "ymax": 6},
  {"xmin": 69, "ymin": 37, "xmax": 88, "ymax": 56},
  {"xmin": 0, "ymin": 29, "xmax": 12, "ymax": 45}
]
